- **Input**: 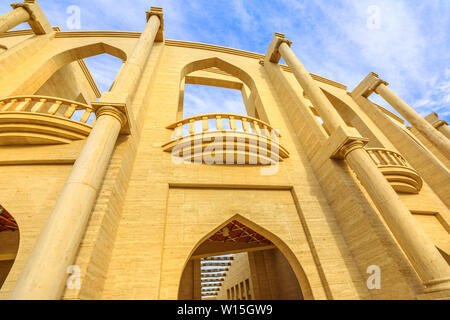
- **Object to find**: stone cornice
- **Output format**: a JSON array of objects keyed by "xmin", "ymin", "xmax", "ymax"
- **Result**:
[
  {"xmin": 1, "ymin": 30, "xmax": 348, "ymax": 91},
  {"xmin": 0, "ymin": 27, "xmax": 59, "ymax": 38}
]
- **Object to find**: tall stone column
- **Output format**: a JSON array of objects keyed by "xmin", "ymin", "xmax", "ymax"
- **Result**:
[
  {"xmin": 10, "ymin": 7, "xmax": 163, "ymax": 300},
  {"xmin": 0, "ymin": 1, "xmax": 53, "ymax": 35},
  {"xmin": 0, "ymin": 5, "xmax": 30, "ymax": 33},
  {"xmin": 374, "ymin": 83, "xmax": 450, "ymax": 159},
  {"xmin": 267, "ymin": 34, "xmax": 450, "ymax": 294},
  {"xmin": 425, "ymin": 112, "xmax": 450, "ymax": 140}
]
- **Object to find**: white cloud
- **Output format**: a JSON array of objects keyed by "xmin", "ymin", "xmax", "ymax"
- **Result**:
[{"xmin": 0, "ymin": 0, "xmax": 448, "ymax": 121}]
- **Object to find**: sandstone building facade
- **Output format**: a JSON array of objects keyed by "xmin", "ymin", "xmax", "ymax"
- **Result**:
[{"xmin": 0, "ymin": 1, "xmax": 449, "ymax": 300}]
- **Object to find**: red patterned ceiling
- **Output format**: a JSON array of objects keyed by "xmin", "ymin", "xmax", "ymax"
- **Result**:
[
  {"xmin": 0, "ymin": 205, "xmax": 18, "ymax": 232},
  {"xmin": 208, "ymin": 220, "xmax": 272, "ymax": 245}
]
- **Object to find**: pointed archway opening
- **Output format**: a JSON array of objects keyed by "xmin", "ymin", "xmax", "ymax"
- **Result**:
[
  {"xmin": 178, "ymin": 219, "xmax": 305, "ymax": 300},
  {"xmin": 0, "ymin": 205, "xmax": 19, "ymax": 289}
]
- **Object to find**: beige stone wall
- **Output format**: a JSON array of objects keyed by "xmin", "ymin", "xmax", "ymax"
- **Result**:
[
  {"xmin": 0, "ymin": 23, "xmax": 448, "ymax": 300},
  {"xmin": 248, "ymin": 249, "xmax": 303, "ymax": 300},
  {"xmin": 216, "ymin": 253, "xmax": 254, "ymax": 300},
  {"xmin": 0, "ymin": 164, "xmax": 73, "ymax": 299}
]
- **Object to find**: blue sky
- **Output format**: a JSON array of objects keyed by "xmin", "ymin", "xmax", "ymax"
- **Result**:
[{"xmin": 1, "ymin": 0, "xmax": 449, "ymax": 121}]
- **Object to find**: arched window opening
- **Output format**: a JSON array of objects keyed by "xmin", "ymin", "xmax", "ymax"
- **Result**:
[
  {"xmin": 0, "ymin": 205, "xmax": 19, "ymax": 289},
  {"xmin": 181, "ymin": 84, "xmax": 248, "ymax": 135},
  {"xmin": 163, "ymin": 58, "xmax": 289, "ymax": 165},
  {"xmin": 178, "ymin": 220, "xmax": 305, "ymax": 300},
  {"xmin": 83, "ymin": 54, "xmax": 124, "ymax": 94},
  {"xmin": 32, "ymin": 53, "xmax": 124, "ymax": 126}
]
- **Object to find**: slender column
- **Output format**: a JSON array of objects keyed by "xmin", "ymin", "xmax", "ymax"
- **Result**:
[
  {"xmin": 2, "ymin": 1, "xmax": 53, "ymax": 35},
  {"xmin": 271, "ymin": 34, "xmax": 450, "ymax": 293},
  {"xmin": 0, "ymin": 6, "xmax": 30, "ymax": 33},
  {"xmin": 10, "ymin": 8, "xmax": 163, "ymax": 300},
  {"xmin": 278, "ymin": 41, "xmax": 347, "ymax": 131},
  {"xmin": 112, "ymin": 8, "xmax": 162, "ymax": 99},
  {"xmin": 425, "ymin": 112, "xmax": 450, "ymax": 140},
  {"xmin": 10, "ymin": 107, "xmax": 125, "ymax": 300},
  {"xmin": 374, "ymin": 83, "xmax": 450, "ymax": 158},
  {"xmin": 343, "ymin": 142, "xmax": 450, "ymax": 293}
]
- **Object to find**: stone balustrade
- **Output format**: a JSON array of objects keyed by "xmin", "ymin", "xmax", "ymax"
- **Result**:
[
  {"xmin": 0, "ymin": 95, "xmax": 95, "ymax": 124},
  {"xmin": 0, "ymin": 95, "xmax": 95, "ymax": 145},
  {"xmin": 162, "ymin": 113, "xmax": 289, "ymax": 165},
  {"xmin": 366, "ymin": 148, "xmax": 423, "ymax": 194}
]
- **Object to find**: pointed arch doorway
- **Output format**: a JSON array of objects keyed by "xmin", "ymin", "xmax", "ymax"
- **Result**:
[
  {"xmin": 0, "ymin": 205, "xmax": 19, "ymax": 289},
  {"xmin": 177, "ymin": 217, "xmax": 308, "ymax": 300}
]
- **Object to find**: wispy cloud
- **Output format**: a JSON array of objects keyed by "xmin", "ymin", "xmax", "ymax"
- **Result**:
[{"xmin": 0, "ymin": 0, "xmax": 448, "ymax": 121}]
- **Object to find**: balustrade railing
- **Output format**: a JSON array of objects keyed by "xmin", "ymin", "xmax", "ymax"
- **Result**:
[
  {"xmin": 163, "ymin": 113, "xmax": 289, "ymax": 165},
  {"xmin": 366, "ymin": 148, "xmax": 423, "ymax": 194},
  {"xmin": 166, "ymin": 113, "xmax": 280, "ymax": 140},
  {"xmin": 0, "ymin": 95, "xmax": 95, "ymax": 125}
]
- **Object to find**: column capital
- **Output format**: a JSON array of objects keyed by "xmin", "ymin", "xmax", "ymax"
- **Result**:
[
  {"xmin": 10, "ymin": 0, "xmax": 53, "ymax": 34},
  {"xmin": 146, "ymin": 7, "xmax": 164, "ymax": 42},
  {"xmin": 325, "ymin": 125, "xmax": 369, "ymax": 159},
  {"xmin": 425, "ymin": 112, "xmax": 448, "ymax": 129},
  {"xmin": 91, "ymin": 102, "xmax": 130, "ymax": 134},
  {"xmin": 266, "ymin": 32, "xmax": 293, "ymax": 63},
  {"xmin": 352, "ymin": 72, "xmax": 389, "ymax": 98}
]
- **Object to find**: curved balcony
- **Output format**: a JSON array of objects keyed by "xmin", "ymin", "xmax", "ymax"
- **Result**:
[
  {"xmin": 0, "ymin": 95, "xmax": 94, "ymax": 145},
  {"xmin": 162, "ymin": 113, "xmax": 289, "ymax": 165},
  {"xmin": 366, "ymin": 148, "xmax": 423, "ymax": 194}
]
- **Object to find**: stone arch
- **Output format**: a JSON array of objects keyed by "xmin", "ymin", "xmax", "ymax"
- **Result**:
[
  {"xmin": 3, "ymin": 41, "xmax": 127, "ymax": 97},
  {"xmin": 0, "ymin": 205, "xmax": 20, "ymax": 290},
  {"xmin": 177, "ymin": 57, "xmax": 269, "ymax": 123},
  {"xmin": 177, "ymin": 213, "xmax": 313, "ymax": 300}
]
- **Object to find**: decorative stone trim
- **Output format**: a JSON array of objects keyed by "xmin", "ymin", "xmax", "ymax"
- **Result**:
[
  {"xmin": 326, "ymin": 125, "xmax": 369, "ymax": 159},
  {"xmin": 91, "ymin": 103, "xmax": 130, "ymax": 134}
]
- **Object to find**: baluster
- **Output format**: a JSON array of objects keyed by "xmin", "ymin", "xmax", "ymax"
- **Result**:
[
  {"xmin": 216, "ymin": 116, "xmax": 223, "ymax": 130},
  {"xmin": 386, "ymin": 152, "xmax": 400, "ymax": 166},
  {"xmin": 202, "ymin": 116, "xmax": 209, "ymax": 132},
  {"xmin": 48, "ymin": 100, "xmax": 62, "ymax": 115},
  {"xmin": 395, "ymin": 153, "xmax": 407, "ymax": 166},
  {"xmin": 15, "ymin": 98, "xmax": 32, "ymax": 111},
  {"xmin": 31, "ymin": 99, "xmax": 47, "ymax": 113},
  {"xmin": 174, "ymin": 123, "xmax": 183, "ymax": 139},
  {"xmin": 262, "ymin": 124, "xmax": 269, "ymax": 137},
  {"xmin": 80, "ymin": 108, "xmax": 93, "ymax": 123},
  {"xmin": 229, "ymin": 116, "xmax": 236, "ymax": 130},
  {"xmin": 367, "ymin": 150, "xmax": 381, "ymax": 165},
  {"xmin": 253, "ymin": 121, "xmax": 261, "ymax": 135},
  {"xmin": 91, "ymin": 117, "xmax": 96, "ymax": 126},
  {"xmin": 64, "ymin": 104, "xmax": 77, "ymax": 119},
  {"xmin": 1, "ymin": 99, "xmax": 18, "ymax": 111},
  {"xmin": 242, "ymin": 118, "xmax": 250, "ymax": 132},
  {"xmin": 373, "ymin": 151, "xmax": 385, "ymax": 165},
  {"xmin": 189, "ymin": 119, "xmax": 196, "ymax": 135},
  {"xmin": 377, "ymin": 150, "xmax": 390, "ymax": 165}
]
